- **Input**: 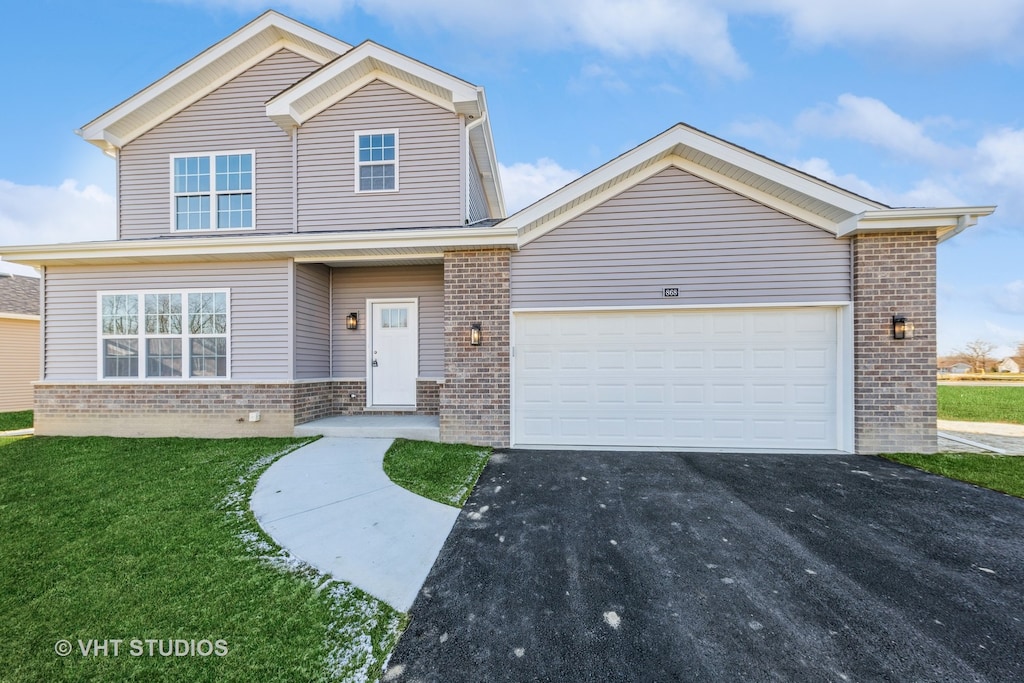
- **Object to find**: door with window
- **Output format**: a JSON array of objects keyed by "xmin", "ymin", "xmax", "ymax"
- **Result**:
[{"xmin": 368, "ymin": 300, "xmax": 418, "ymax": 406}]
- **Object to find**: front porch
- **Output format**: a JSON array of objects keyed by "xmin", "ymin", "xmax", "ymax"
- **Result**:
[{"xmin": 295, "ymin": 414, "xmax": 440, "ymax": 441}]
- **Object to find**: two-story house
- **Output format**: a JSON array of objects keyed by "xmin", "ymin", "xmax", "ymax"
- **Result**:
[{"xmin": 1, "ymin": 11, "xmax": 994, "ymax": 454}]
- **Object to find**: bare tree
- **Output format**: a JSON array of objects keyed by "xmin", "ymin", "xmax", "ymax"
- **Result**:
[{"xmin": 956, "ymin": 339, "xmax": 997, "ymax": 373}]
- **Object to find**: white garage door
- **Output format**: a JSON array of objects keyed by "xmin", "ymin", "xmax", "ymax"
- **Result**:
[{"xmin": 513, "ymin": 307, "xmax": 840, "ymax": 451}]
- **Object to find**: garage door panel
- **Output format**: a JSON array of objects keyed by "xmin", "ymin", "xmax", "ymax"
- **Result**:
[{"xmin": 514, "ymin": 308, "xmax": 839, "ymax": 450}]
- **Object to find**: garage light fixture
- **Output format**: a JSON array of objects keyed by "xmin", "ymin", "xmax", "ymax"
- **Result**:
[
  {"xmin": 470, "ymin": 323, "xmax": 482, "ymax": 346},
  {"xmin": 346, "ymin": 312, "xmax": 358, "ymax": 330},
  {"xmin": 892, "ymin": 316, "xmax": 913, "ymax": 340}
]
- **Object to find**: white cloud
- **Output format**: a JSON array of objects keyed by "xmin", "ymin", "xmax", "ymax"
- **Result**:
[
  {"xmin": 974, "ymin": 128, "xmax": 1024, "ymax": 188},
  {"xmin": 573, "ymin": 64, "xmax": 630, "ymax": 93},
  {"xmin": 178, "ymin": 0, "xmax": 749, "ymax": 76},
  {"xmin": 746, "ymin": 0, "xmax": 1024, "ymax": 61},
  {"xmin": 0, "ymin": 179, "xmax": 115, "ymax": 275},
  {"xmin": 796, "ymin": 94, "xmax": 956, "ymax": 165},
  {"xmin": 499, "ymin": 158, "xmax": 581, "ymax": 214},
  {"xmin": 993, "ymin": 280, "xmax": 1024, "ymax": 315}
]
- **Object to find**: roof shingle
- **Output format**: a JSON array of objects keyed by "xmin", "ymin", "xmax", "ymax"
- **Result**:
[{"xmin": 0, "ymin": 274, "xmax": 40, "ymax": 316}]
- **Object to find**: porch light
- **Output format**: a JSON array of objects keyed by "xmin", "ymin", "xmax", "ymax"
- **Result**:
[
  {"xmin": 892, "ymin": 316, "xmax": 913, "ymax": 340},
  {"xmin": 470, "ymin": 323, "xmax": 482, "ymax": 346},
  {"xmin": 346, "ymin": 312, "xmax": 358, "ymax": 330}
]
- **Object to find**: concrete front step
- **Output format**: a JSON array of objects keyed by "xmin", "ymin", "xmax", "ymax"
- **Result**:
[{"xmin": 295, "ymin": 415, "xmax": 440, "ymax": 442}]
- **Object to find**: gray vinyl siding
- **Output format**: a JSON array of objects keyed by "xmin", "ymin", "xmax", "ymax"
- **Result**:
[
  {"xmin": 119, "ymin": 50, "xmax": 320, "ymax": 239},
  {"xmin": 511, "ymin": 166, "xmax": 851, "ymax": 308},
  {"xmin": 467, "ymin": 148, "xmax": 489, "ymax": 223},
  {"xmin": 331, "ymin": 265, "xmax": 443, "ymax": 377},
  {"xmin": 298, "ymin": 80, "xmax": 463, "ymax": 231},
  {"xmin": 294, "ymin": 263, "xmax": 331, "ymax": 379},
  {"xmin": 43, "ymin": 261, "xmax": 292, "ymax": 380}
]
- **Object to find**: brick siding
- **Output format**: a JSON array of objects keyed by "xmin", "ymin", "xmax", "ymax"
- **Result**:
[
  {"xmin": 852, "ymin": 231, "xmax": 937, "ymax": 454},
  {"xmin": 440, "ymin": 249, "xmax": 511, "ymax": 447},
  {"xmin": 331, "ymin": 379, "xmax": 441, "ymax": 415}
]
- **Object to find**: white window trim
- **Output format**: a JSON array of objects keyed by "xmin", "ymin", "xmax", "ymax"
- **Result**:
[
  {"xmin": 96, "ymin": 289, "xmax": 232, "ymax": 382},
  {"xmin": 353, "ymin": 130, "xmax": 400, "ymax": 194},
  {"xmin": 168, "ymin": 150, "xmax": 257, "ymax": 233}
]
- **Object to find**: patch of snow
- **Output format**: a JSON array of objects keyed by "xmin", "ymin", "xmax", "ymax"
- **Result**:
[
  {"xmin": 805, "ymin": 569, "xmax": 817, "ymax": 575},
  {"xmin": 705, "ymin": 564, "xmax": 718, "ymax": 569},
  {"xmin": 514, "ymin": 647, "xmax": 525, "ymax": 658},
  {"xmin": 603, "ymin": 611, "xmax": 621, "ymax": 629},
  {"xmin": 851, "ymin": 470, "xmax": 872, "ymax": 476},
  {"xmin": 721, "ymin": 578, "xmax": 735, "ymax": 584},
  {"xmin": 439, "ymin": 632, "xmax": 448, "ymax": 643},
  {"xmin": 977, "ymin": 567, "xmax": 996, "ymax": 574},
  {"xmin": 748, "ymin": 621, "xmax": 763, "ymax": 631},
  {"xmin": 495, "ymin": 485, "xmax": 502, "ymax": 493}
]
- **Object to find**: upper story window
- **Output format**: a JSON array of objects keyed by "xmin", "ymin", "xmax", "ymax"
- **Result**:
[
  {"xmin": 99, "ymin": 290, "xmax": 229, "ymax": 379},
  {"xmin": 171, "ymin": 152, "xmax": 254, "ymax": 230},
  {"xmin": 355, "ymin": 131, "xmax": 398, "ymax": 192}
]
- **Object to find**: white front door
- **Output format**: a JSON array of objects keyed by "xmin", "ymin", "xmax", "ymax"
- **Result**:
[{"xmin": 369, "ymin": 300, "xmax": 418, "ymax": 406}]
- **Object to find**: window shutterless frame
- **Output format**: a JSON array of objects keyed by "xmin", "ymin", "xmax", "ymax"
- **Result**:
[
  {"xmin": 96, "ymin": 289, "xmax": 231, "ymax": 381},
  {"xmin": 168, "ymin": 150, "xmax": 256, "ymax": 232},
  {"xmin": 353, "ymin": 130, "xmax": 399, "ymax": 193}
]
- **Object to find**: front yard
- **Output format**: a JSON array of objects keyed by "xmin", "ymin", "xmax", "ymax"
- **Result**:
[{"xmin": 0, "ymin": 436, "xmax": 404, "ymax": 682}]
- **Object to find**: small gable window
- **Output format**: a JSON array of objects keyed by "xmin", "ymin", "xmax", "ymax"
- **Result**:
[
  {"xmin": 171, "ymin": 151, "xmax": 254, "ymax": 230},
  {"xmin": 355, "ymin": 131, "xmax": 398, "ymax": 192}
]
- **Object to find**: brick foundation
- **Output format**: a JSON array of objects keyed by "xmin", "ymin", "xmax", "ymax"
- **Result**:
[
  {"xmin": 440, "ymin": 249, "xmax": 511, "ymax": 447},
  {"xmin": 331, "ymin": 379, "xmax": 442, "ymax": 416},
  {"xmin": 852, "ymin": 231, "xmax": 937, "ymax": 454},
  {"xmin": 35, "ymin": 383, "xmax": 296, "ymax": 438},
  {"xmin": 293, "ymin": 381, "xmax": 335, "ymax": 425}
]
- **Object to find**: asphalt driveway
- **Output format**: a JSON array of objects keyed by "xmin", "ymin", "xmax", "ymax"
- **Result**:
[{"xmin": 386, "ymin": 451, "xmax": 1024, "ymax": 682}]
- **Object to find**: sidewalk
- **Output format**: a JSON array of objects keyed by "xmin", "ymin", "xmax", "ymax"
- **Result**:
[{"xmin": 250, "ymin": 437, "xmax": 459, "ymax": 611}]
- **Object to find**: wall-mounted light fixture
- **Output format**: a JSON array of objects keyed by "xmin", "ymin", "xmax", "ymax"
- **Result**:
[
  {"xmin": 346, "ymin": 312, "xmax": 358, "ymax": 330},
  {"xmin": 470, "ymin": 323, "xmax": 482, "ymax": 346},
  {"xmin": 892, "ymin": 316, "xmax": 913, "ymax": 340}
]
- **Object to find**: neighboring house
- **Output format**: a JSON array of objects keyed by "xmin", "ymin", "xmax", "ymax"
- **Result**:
[
  {"xmin": 0, "ymin": 273, "xmax": 40, "ymax": 412},
  {"xmin": 0, "ymin": 12, "xmax": 996, "ymax": 454},
  {"xmin": 947, "ymin": 363, "xmax": 973, "ymax": 374},
  {"xmin": 997, "ymin": 358, "xmax": 1020, "ymax": 373}
]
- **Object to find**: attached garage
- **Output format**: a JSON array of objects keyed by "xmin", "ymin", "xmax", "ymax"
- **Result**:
[{"xmin": 513, "ymin": 307, "xmax": 847, "ymax": 451}]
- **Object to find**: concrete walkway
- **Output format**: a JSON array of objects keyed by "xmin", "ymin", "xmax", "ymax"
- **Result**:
[{"xmin": 250, "ymin": 437, "xmax": 459, "ymax": 611}]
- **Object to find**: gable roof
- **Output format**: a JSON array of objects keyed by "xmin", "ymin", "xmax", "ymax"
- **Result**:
[
  {"xmin": 499, "ymin": 123, "xmax": 994, "ymax": 245},
  {"xmin": 77, "ymin": 11, "xmax": 351, "ymax": 154},
  {"xmin": 0, "ymin": 274, "xmax": 40, "ymax": 317},
  {"xmin": 265, "ymin": 40, "xmax": 504, "ymax": 218}
]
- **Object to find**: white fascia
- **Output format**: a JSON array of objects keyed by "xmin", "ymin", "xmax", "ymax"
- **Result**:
[
  {"xmin": 266, "ymin": 41, "xmax": 481, "ymax": 130},
  {"xmin": 499, "ymin": 123, "xmax": 883, "ymax": 238},
  {"xmin": 0, "ymin": 227, "xmax": 520, "ymax": 267},
  {"xmin": 835, "ymin": 206, "xmax": 997, "ymax": 241},
  {"xmin": 77, "ymin": 11, "xmax": 349, "ymax": 151}
]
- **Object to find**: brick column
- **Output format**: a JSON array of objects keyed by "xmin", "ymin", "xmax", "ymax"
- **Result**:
[
  {"xmin": 852, "ymin": 231, "xmax": 937, "ymax": 454},
  {"xmin": 441, "ymin": 249, "xmax": 511, "ymax": 447}
]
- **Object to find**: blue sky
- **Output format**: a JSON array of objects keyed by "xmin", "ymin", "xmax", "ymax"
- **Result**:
[{"xmin": 0, "ymin": 1, "xmax": 1022, "ymax": 357}]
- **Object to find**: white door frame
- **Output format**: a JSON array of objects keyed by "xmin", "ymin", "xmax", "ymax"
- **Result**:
[
  {"xmin": 366, "ymin": 297, "xmax": 419, "ymax": 408},
  {"xmin": 509, "ymin": 302, "xmax": 853, "ymax": 452}
]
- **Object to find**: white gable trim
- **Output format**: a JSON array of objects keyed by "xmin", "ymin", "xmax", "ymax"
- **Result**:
[
  {"xmin": 502, "ymin": 123, "xmax": 888, "ymax": 245},
  {"xmin": 265, "ymin": 41, "xmax": 482, "ymax": 130},
  {"xmin": 77, "ymin": 11, "xmax": 350, "ymax": 153}
]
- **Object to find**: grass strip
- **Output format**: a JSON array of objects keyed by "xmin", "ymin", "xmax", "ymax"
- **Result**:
[
  {"xmin": 881, "ymin": 451, "xmax": 1024, "ymax": 499},
  {"xmin": 0, "ymin": 410, "xmax": 32, "ymax": 431},
  {"xmin": 0, "ymin": 436, "xmax": 404, "ymax": 682},
  {"xmin": 937, "ymin": 386, "xmax": 1024, "ymax": 425},
  {"xmin": 383, "ymin": 439, "xmax": 491, "ymax": 507}
]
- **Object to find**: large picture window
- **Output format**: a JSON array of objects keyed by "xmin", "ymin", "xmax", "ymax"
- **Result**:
[
  {"xmin": 171, "ymin": 152, "xmax": 254, "ymax": 230},
  {"xmin": 99, "ymin": 290, "xmax": 229, "ymax": 379},
  {"xmin": 355, "ymin": 131, "xmax": 398, "ymax": 192}
]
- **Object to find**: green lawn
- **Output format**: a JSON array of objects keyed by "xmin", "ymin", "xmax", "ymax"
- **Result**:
[
  {"xmin": 937, "ymin": 385, "xmax": 1024, "ymax": 424},
  {"xmin": 0, "ymin": 410, "xmax": 32, "ymax": 431},
  {"xmin": 383, "ymin": 439, "xmax": 491, "ymax": 507},
  {"xmin": 881, "ymin": 451, "xmax": 1024, "ymax": 499},
  {"xmin": 0, "ymin": 436, "xmax": 404, "ymax": 682}
]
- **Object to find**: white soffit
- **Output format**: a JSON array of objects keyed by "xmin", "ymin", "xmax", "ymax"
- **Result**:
[
  {"xmin": 835, "ymin": 207, "xmax": 997, "ymax": 242},
  {"xmin": 503, "ymin": 123, "xmax": 889, "ymax": 246},
  {"xmin": 265, "ymin": 41, "xmax": 483, "ymax": 129},
  {"xmin": 77, "ymin": 11, "xmax": 350, "ymax": 153}
]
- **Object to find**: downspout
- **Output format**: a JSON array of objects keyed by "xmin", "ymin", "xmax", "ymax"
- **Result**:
[
  {"xmin": 292, "ymin": 128, "xmax": 299, "ymax": 233},
  {"xmin": 465, "ymin": 112, "xmax": 488, "ymax": 223}
]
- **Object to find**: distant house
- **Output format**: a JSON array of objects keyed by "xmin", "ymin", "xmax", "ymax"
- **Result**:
[
  {"xmin": 0, "ymin": 273, "xmax": 40, "ymax": 412},
  {"xmin": 997, "ymin": 358, "xmax": 1020, "ymax": 373},
  {"xmin": 947, "ymin": 362, "xmax": 972, "ymax": 374}
]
